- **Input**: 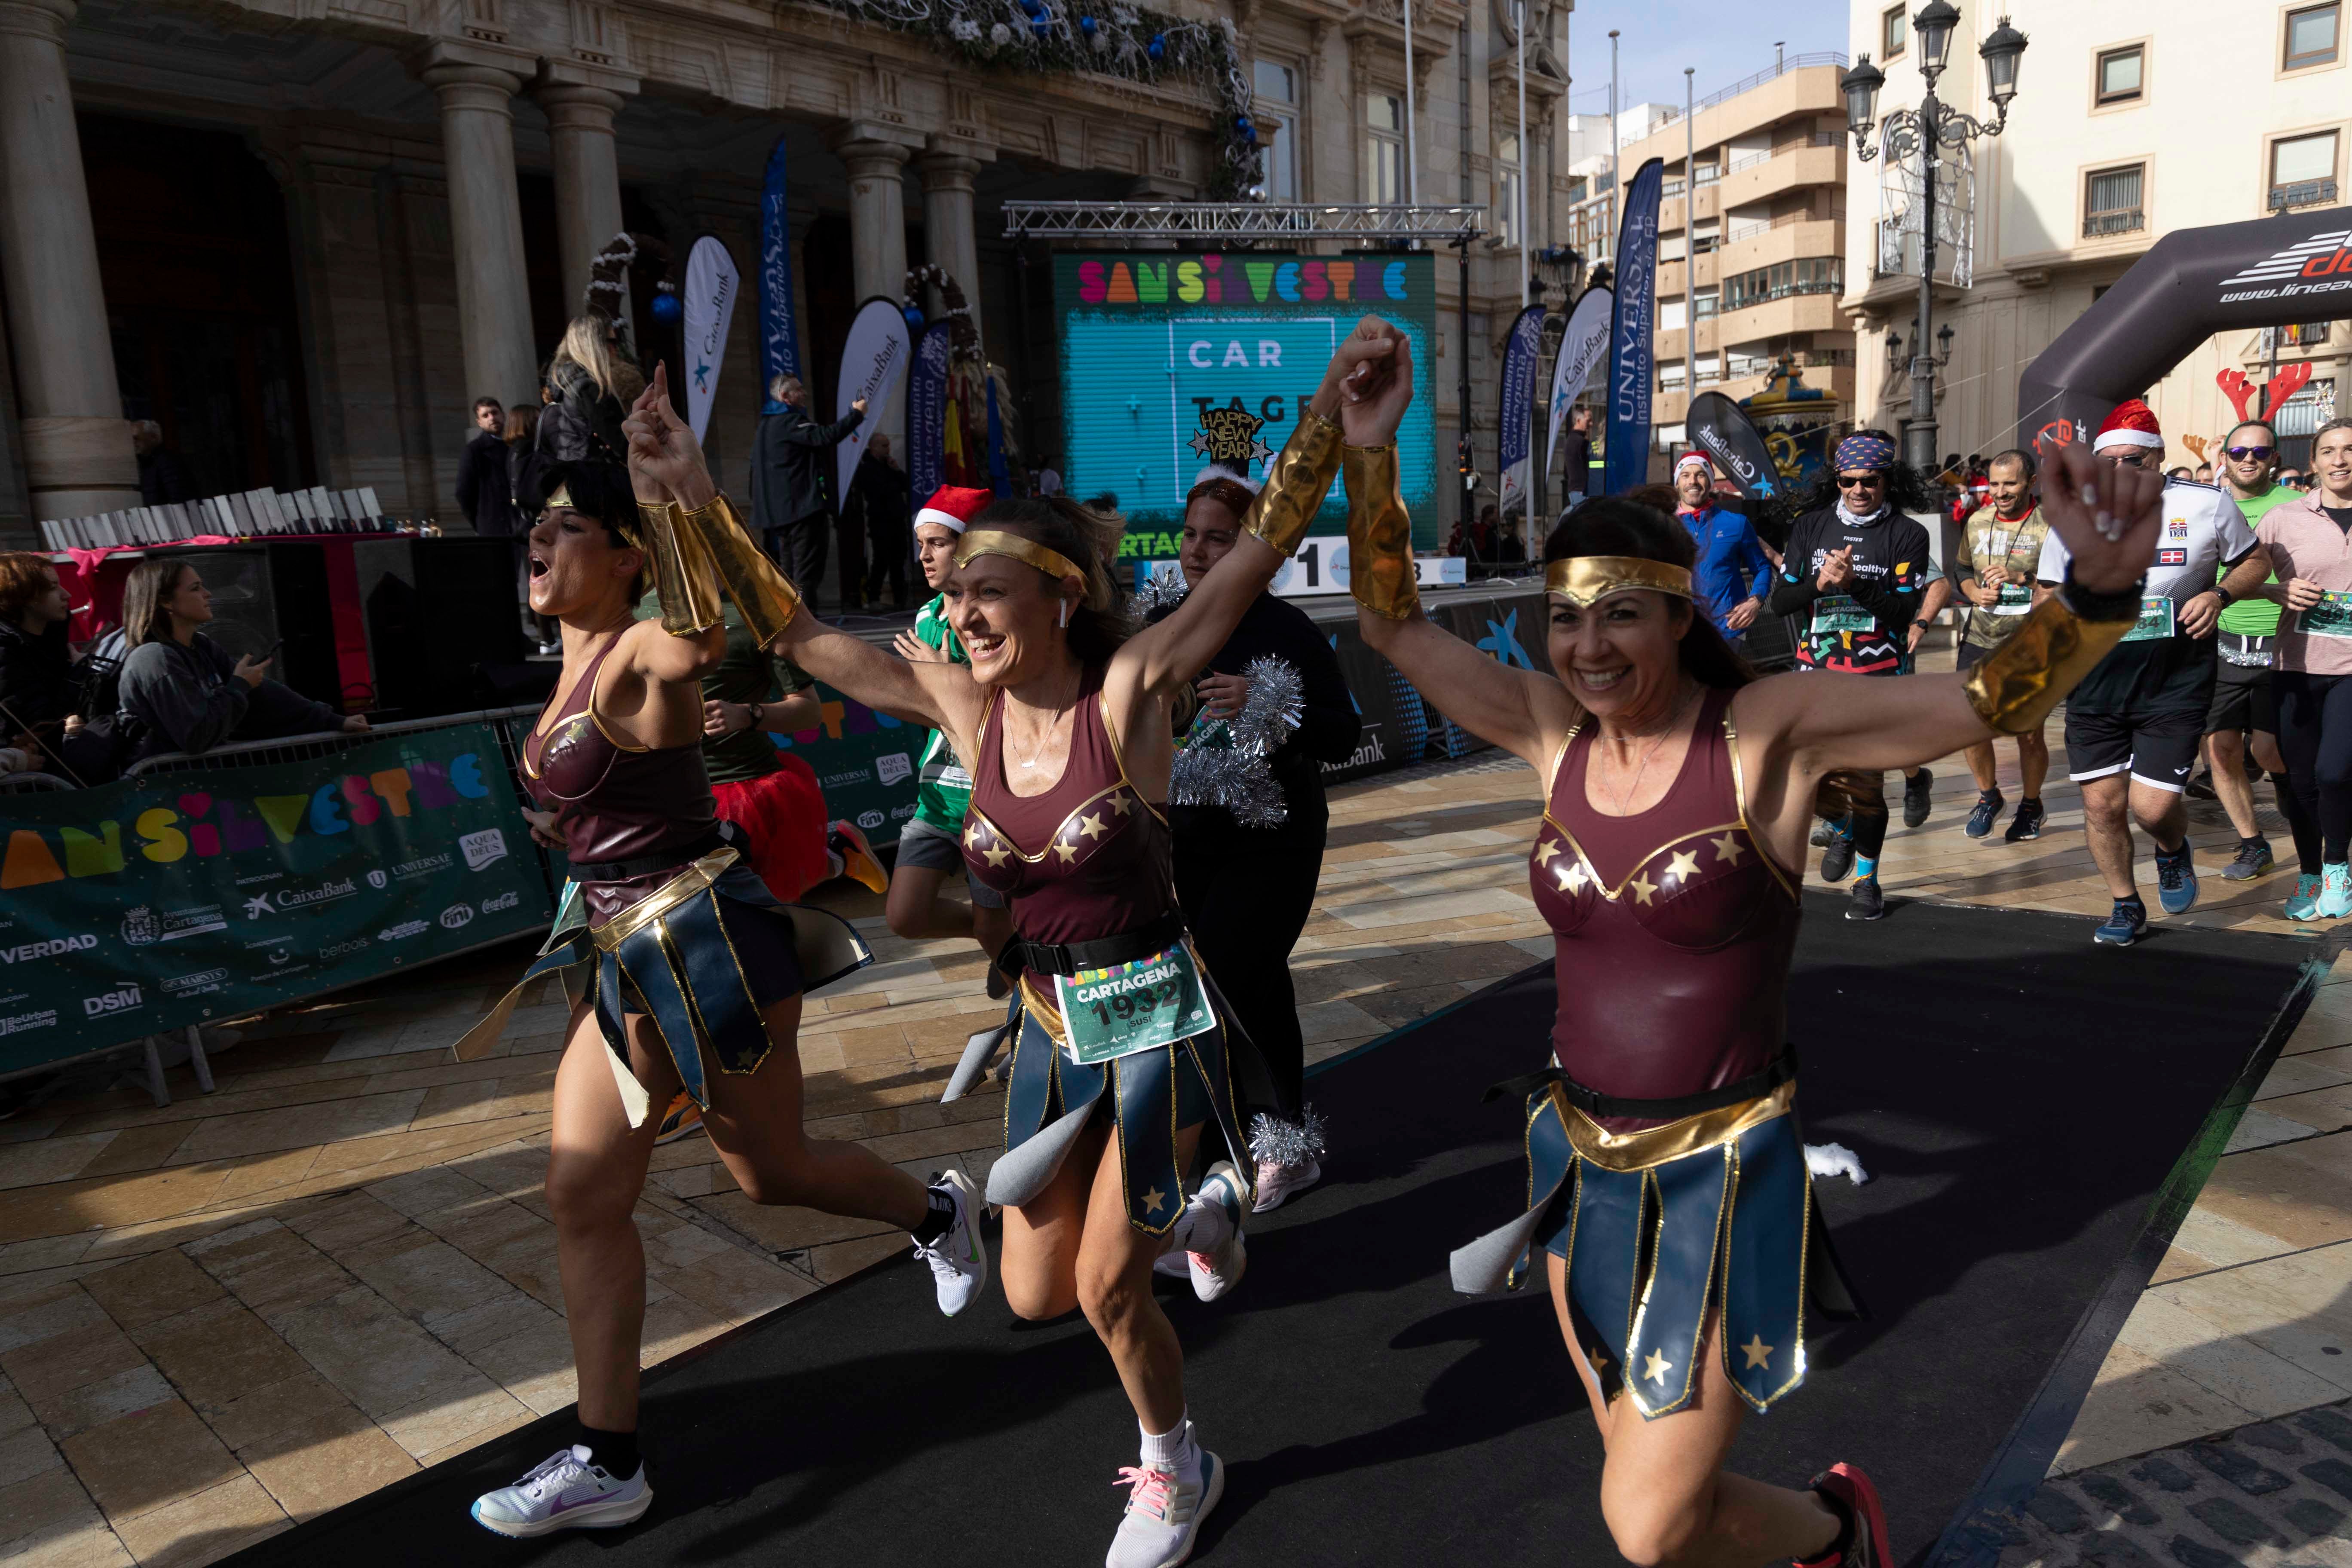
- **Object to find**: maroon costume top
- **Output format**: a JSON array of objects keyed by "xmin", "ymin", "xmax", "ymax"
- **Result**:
[
  {"xmin": 961, "ymin": 668, "xmax": 1173, "ymax": 959},
  {"xmin": 1529, "ymin": 686, "xmax": 1801, "ymax": 1130},
  {"xmin": 522, "ymin": 633, "xmax": 717, "ymax": 927}
]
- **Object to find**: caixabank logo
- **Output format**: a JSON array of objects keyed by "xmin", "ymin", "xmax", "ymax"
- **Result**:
[{"xmin": 2218, "ymin": 227, "xmax": 2352, "ymax": 303}]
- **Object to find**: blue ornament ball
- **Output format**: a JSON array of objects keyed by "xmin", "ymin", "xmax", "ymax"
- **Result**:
[
  {"xmin": 1237, "ymin": 115, "xmax": 1256, "ymax": 142},
  {"xmin": 1079, "ymin": 13, "xmax": 1096, "ymax": 31},
  {"xmin": 1031, "ymin": 16, "xmax": 1049, "ymax": 34},
  {"xmin": 1147, "ymin": 32, "xmax": 1164, "ymax": 58},
  {"xmin": 902, "ymin": 304, "xmax": 926, "ymax": 334},
  {"xmin": 649, "ymin": 290, "xmax": 682, "ymax": 324}
]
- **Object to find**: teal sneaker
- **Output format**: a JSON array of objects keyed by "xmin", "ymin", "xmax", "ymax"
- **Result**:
[
  {"xmin": 2093, "ymin": 898, "xmax": 2147, "ymax": 946},
  {"xmin": 2287, "ymin": 871, "xmax": 2325, "ymax": 921},
  {"xmin": 2154, "ymin": 843, "xmax": 2199, "ymax": 916},
  {"xmin": 2320, "ymin": 862, "xmax": 2352, "ymax": 920}
]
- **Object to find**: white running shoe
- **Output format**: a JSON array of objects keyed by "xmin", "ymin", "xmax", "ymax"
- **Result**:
[
  {"xmin": 1251, "ymin": 1156, "xmax": 1322, "ymax": 1213},
  {"xmin": 913, "ymin": 1168, "xmax": 989, "ymax": 1316},
  {"xmin": 1106, "ymin": 1447, "xmax": 1223, "ymax": 1568},
  {"xmin": 1185, "ymin": 1161, "xmax": 1247, "ymax": 1303},
  {"xmin": 470, "ymin": 1446, "xmax": 651, "ymax": 1538}
]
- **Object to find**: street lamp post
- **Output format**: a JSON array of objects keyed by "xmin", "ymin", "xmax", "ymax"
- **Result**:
[{"xmin": 1843, "ymin": 6, "xmax": 2028, "ymax": 474}]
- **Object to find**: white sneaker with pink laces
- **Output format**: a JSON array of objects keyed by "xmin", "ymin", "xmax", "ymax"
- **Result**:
[{"xmin": 1106, "ymin": 1439, "xmax": 1222, "ymax": 1568}]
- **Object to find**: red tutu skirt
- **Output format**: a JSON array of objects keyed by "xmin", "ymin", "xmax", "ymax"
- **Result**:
[{"xmin": 711, "ymin": 753, "xmax": 831, "ymax": 904}]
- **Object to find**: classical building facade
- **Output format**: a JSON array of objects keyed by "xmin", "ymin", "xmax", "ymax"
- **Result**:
[
  {"xmin": 1842, "ymin": 0, "xmax": 2352, "ymax": 468},
  {"xmin": 0, "ymin": 0, "xmax": 1584, "ymax": 550}
]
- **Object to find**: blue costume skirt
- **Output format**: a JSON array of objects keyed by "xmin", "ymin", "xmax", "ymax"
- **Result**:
[
  {"xmin": 1449, "ymin": 1074, "xmax": 1862, "ymax": 1420},
  {"xmin": 973, "ymin": 953, "xmax": 1257, "ymax": 1237},
  {"xmin": 454, "ymin": 847, "xmax": 870, "ymax": 1128}
]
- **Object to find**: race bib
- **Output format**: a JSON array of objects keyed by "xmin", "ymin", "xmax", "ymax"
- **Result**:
[
  {"xmin": 933, "ymin": 763, "xmax": 973, "ymax": 789},
  {"xmin": 1810, "ymin": 594, "xmax": 1876, "ymax": 635},
  {"xmin": 2122, "ymin": 595, "xmax": 2176, "ymax": 643},
  {"xmin": 2302, "ymin": 592, "xmax": 2352, "ymax": 640},
  {"xmin": 1991, "ymin": 582, "xmax": 2033, "ymax": 616},
  {"xmin": 1054, "ymin": 941, "xmax": 1216, "ymax": 1066}
]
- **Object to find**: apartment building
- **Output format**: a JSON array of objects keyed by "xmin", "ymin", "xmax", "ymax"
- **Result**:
[{"xmin": 1844, "ymin": 0, "xmax": 2352, "ymax": 466}]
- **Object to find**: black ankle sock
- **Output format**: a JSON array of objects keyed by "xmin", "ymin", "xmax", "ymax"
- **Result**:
[
  {"xmin": 911, "ymin": 1183, "xmax": 957, "ymax": 1246},
  {"xmin": 1807, "ymin": 1484, "xmax": 1857, "ymax": 1565},
  {"xmin": 577, "ymin": 1422, "xmax": 639, "ymax": 1477}
]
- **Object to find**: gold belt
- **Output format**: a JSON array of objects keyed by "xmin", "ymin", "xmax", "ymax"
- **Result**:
[
  {"xmin": 1553, "ymin": 1075, "xmax": 1795, "ymax": 1173},
  {"xmin": 586, "ymin": 847, "xmax": 741, "ymax": 952}
]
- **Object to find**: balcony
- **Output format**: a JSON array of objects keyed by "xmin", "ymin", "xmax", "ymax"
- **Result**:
[
  {"xmin": 1719, "ymin": 216, "xmax": 1845, "ymax": 275},
  {"xmin": 2270, "ymin": 179, "xmax": 2341, "ymax": 212},
  {"xmin": 1715, "ymin": 290, "xmax": 1844, "ymax": 343},
  {"xmin": 1720, "ymin": 141, "xmax": 1846, "ymax": 209},
  {"xmin": 2083, "ymin": 208, "xmax": 2146, "ymax": 239}
]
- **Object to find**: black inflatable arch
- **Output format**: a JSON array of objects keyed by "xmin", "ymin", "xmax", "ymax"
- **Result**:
[{"xmin": 2014, "ymin": 208, "xmax": 2352, "ymax": 455}]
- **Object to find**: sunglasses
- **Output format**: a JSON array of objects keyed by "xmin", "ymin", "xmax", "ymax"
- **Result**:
[
  {"xmin": 1835, "ymin": 473, "xmax": 1885, "ymax": 488},
  {"xmin": 2224, "ymin": 445, "xmax": 2277, "ymax": 461}
]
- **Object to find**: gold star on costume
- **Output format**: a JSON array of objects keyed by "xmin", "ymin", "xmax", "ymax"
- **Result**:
[
  {"xmin": 1141, "ymin": 1186, "xmax": 1167, "ymax": 1214},
  {"xmin": 982, "ymin": 845, "xmax": 1010, "ymax": 867},
  {"xmin": 1108, "ymin": 793, "xmax": 1134, "ymax": 815},
  {"xmin": 1740, "ymin": 1335, "xmax": 1774, "ymax": 1371},
  {"xmin": 1711, "ymin": 831, "xmax": 1747, "ymax": 866},
  {"xmin": 1642, "ymin": 1350, "xmax": 1673, "ymax": 1385},
  {"xmin": 1557, "ymin": 861, "xmax": 1588, "ymax": 893},
  {"xmin": 964, "ymin": 823, "xmax": 983, "ymax": 847},
  {"xmin": 1661, "ymin": 849, "xmax": 1700, "ymax": 886},
  {"xmin": 1077, "ymin": 812, "xmax": 1107, "ymax": 840},
  {"xmin": 1053, "ymin": 842, "xmax": 1077, "ymax": 864},
  {"xmin": 1629, "ymin": 874, "xmax": 1657, "ymax": 906},
  {"xmin": 1534, "ymin": 839, "xmax": 1560, "ymax": 867}
]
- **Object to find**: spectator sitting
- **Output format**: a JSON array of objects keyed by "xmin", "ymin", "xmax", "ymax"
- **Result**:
[
  {"xmin": 0, "ymin": 551, "xmax": 81, "ymax": 776},
  {"xmin": 115, "ymin": 558, "xmax": 367, "ymax": 761}
]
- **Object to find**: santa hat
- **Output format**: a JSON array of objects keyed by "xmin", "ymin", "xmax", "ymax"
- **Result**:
[
  {"xmin": 914, "ymin": 485, "xmax": 991, "ymax": 535},
  {"xmin": 2093, "ymin": 399, "xmax": 2165, "ymax": 452},
  {"xmin": 1674, "ymin": 452, "xmax": 1712, "ymax": 476}
]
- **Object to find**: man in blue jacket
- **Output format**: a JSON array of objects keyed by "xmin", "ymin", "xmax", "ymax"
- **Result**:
[{"xmin": 1672, "ymin": 453, "xmax": 1771, "ymax": 645}]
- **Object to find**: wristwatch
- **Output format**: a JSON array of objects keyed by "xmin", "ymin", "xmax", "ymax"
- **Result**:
[
  {"xmin": 747, "ymin": 701, "xmax": 766, "ymax": 729},
  {"xmin": 2213, "ymin": 587, "xmax": 2237, "ymax": 609}
]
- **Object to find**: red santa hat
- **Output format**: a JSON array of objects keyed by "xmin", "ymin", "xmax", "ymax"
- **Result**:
[
  {"xmin": 2092, "ymin": 399, "xmax": 2165, "ymax": 452},
  {"xmin": 914, "ymin": 485, "xmax": 991, "ymax": 535}
]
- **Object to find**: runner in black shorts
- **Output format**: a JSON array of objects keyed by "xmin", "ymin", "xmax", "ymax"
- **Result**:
[
  {"xmin": 2201, "ymin": 420, "xmax": 2305, "ymax": 882},
  {"xmin": 2036, "ymin": 400, "xmax": 2273, "ymax": 945},
  {"xmin": 1951, "ymin": 451, "xmax": 2053, "ymax": 841}
]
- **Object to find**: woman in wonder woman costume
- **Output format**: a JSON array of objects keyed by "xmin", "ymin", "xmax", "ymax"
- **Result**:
[
  {"xmin": 619, "ymin": 318, "xmax": 1409, "ymax": 1568},
  {"xmin": 451, "ymin": 377, "xmax": 987, "ymax": 1540},
  {"xmin": 1344, "ymin": 342, "xmax": 2171, "ymax": 1568}
]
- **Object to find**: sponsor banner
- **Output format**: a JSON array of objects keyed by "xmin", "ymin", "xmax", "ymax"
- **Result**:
[
  {"xmin": 1546, "ymin": 283, "xmax": 1613, "ymax": 468},
  {"xmin": 1496, "ymin": 303, "xmax": 1546, "ymax": 518},
  {"xmin": 681, "ymin": 234, "xmax": 742, "ymax": 444},
  {"xmin": 835, "ymin": 296, "xmax": 913, "ymax": 510},
  {"xmin": 756, "ymin": 134, "xmax": 802, "ymax": 410},
  {"xmin": 2018, "ymin": 211, "xmax": 2352, "ymax": 453},
  {"xmin": 1685, "ymin": 392, "xmax": 1783, "ymax": 504},
  {"xmin": 0, "ymin": 723, "xmax": 552, "ymax": 1074},
  {"xmin": 763, "ymin": 683, "xmax": 921, "ymax": 843},
  {"xmin": 906, "ymin": 320, "xmax": 952, "ymax": 505},
  {"xmin": 1605, "ymin": 159, "xmax": 1665, "ymax": 496},
  {"xmin": 1319, "ymin": 616, "xmax": 1411, "ymax": 786}
]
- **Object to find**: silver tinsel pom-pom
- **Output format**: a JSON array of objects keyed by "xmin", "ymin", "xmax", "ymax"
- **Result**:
[
  {"xmin": 1168, "ymin": 653, "xmax": 1304, "ymax": 827},
  {"xmin": 1129, "ymin": 570, "xmax": 1190, "ymax": 620},
  {"xmin": 1248, "ymin": 1106, "xmax": 1326, "ymax": 1168},
  {"xmin": 1229, "ymin": 653, "xmax": 1304, "ymax": 757}
]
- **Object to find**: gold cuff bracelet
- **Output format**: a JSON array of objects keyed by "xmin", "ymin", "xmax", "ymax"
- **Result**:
[
  {"xmin": 1961, "ymin": 591, "xmax": 2136, "ymax": 735},
  {"xmin": 1343, "ymin": 442, "xmax": 1419, "ymax": 622},
  {"xmin": 1242, "ymin": 406, "xmax": 1344, "ymax": 558}
]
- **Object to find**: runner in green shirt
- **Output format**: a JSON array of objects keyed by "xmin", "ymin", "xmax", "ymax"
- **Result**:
[
  {"xmin": 882, "ymin": 487, "xmax": 1012, "ymax": 983},
  {"xmin": 2200, "ymin": 418, "xmax": 2303, "ymax": 881},
  {"xmin": 1949, "ymin": 450, "xmax": 2054, "ymax": 842}
]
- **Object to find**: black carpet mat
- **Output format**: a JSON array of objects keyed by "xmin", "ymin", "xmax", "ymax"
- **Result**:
[{"xmin": 240, "ymin": 895, "xmax": 2307, "ymax": 1568}]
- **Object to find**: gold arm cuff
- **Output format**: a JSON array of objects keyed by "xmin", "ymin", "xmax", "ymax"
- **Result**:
[
  {"xmin": 1343, "ymin": 442, "xmax": 1419, "ymax": 621},
  {"xmin": 635, "ymin": 499, "xmax": 721, "ymax": 638},
  {"xmin": 673, "ymin": 493, "xmax": 802, "ymax": 647},
  {"xmin": 1241, "ymin": 406, "xmax": 1344, "ymax": 557},
  {"xmin": 1961, "ymin": 592, "xmax": 2136, "ymax": 735}
]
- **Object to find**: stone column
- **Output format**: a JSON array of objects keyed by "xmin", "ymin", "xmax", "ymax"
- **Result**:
[
  {"xmin": 913, "ymin": 149, "xmax": 985, "ymax": 344},
  {"xmin": 0, "ymin": 0, "xmax": 136, "ymax": 520},
  {"xmin": 833, "ymin": 135, "xmax": 912, "ymax": 306},
  {"xmin": 420, "ymin": 55, "xmax": 539, "ymax": 410},
  {"xmin": 537, "ymin": 74, "xmax": 631, "ymax": 315}
]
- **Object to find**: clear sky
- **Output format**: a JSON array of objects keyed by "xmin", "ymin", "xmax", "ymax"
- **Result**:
[{"xmin": 1561, "ymin": 0, "xmax": 1850, "ymax": 119}]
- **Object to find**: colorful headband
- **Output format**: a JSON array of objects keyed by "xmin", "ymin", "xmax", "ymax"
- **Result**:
[
  {"xmin": 1834, "ymin": 433, "xmax": 1897, "ymax": 473},
  {"xmin": 954, "ymin": 529, "xmax": 1085, "ymax": 585},
  {"xmin": 1544, "ymin": 555, "xmax": 1696, "ymax": 606}
]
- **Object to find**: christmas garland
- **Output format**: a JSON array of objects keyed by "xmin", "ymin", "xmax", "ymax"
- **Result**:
[{"xmin": 804, "ymin": 0, "xmax": 1262, "ymax": 197}]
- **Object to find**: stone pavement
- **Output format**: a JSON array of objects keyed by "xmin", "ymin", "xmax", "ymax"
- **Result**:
[{"xmin": 0, "ymin": 721, "xmax": 2337, "ymax": 1567}]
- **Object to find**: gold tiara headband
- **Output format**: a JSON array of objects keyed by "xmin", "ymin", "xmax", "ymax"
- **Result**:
[
  {"xmin": 542, "ymin": 483, "xmax": 640, "ymax": 546},
  {"xmin": 954, "ymin": 529, "xmax": 1084, "ymax": 585},
  {"xmin": 1544, "ymin": 556, "xmax": 1696, "ymax": 606}
]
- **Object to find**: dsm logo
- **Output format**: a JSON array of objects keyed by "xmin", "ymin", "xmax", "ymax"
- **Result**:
[
  {"xmin": 439, "ymin": 904, "xmax": 475, "ymax": 930},
  {"xmin": 461, "ymin": 829, "xmax": 509, "ymax": 871},
  {"xmin": 83, "ymin": 984, "xmax": 142, "ymax": 1018}
]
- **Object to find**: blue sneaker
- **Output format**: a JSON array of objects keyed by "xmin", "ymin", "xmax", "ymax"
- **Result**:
[
  {"xmin": 1963, "ymin": 789, "xmax": 2005, "ymax": 839},
  {"xmin": 2154, "ymin": 843, "xmax": 2199, "ymax": 916},
  {"xmin": 2287, "ymin": 872, "xmax": 2325, "ymax": 921},
  {"xmin": 2093, "ymin": 898, "xmax": 2147, "ymax": 946}
]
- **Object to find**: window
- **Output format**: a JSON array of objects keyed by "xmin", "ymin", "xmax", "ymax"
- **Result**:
[
  {"xmin": 1659, "ymin": 299, "xmax": 1687, "ymax": 331},
  {"xmin": 2285, "ymin": 3, "xmax": 2340, "ymax": 70},
  {"xmin": 2270, "ymin": 130, "xmax": 2340, "ymax": 209},
  {"xmin": 1720, "ymin": 258, "xmax": 1843, "ymax": 310},
  {"xmin": 1882, "ymin": 4, "xmax": 1907, "ymax": 58},
  {"xmin": 1365, "ymin": 94, "xmax": 1404, "ymax": 205},
  {"xmin": 2096, "ymin": 45, "xmax": 2143, "ymax": 104},
  {"xmin": 1692, "ymin": 288, "xmax": 1720, "ymax": 320},
  {"xmin": 1496, "ymin": 132, "xmax": 1522, "ymax": 246},
  {"xmin": 2083, "ymin": 164, "xmax": 2145, "ymax": 237},
  {"xmin": 1253, "ymin": 60, "xmax": 1299, "ymax": 200}
]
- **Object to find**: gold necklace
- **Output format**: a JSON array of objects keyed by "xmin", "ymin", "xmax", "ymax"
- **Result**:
[{"xmin": 1599, "ymin": 683, "xmax": 1697, "ymax": 815}]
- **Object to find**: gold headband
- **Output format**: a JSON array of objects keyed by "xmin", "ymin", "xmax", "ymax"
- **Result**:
[
  {"xmin": 954, "ymin": 529, "xmax": 1084, "ymax": 585},
  {"xmin": 1544, "ymin": 556, "xmax": 1696, "ymax": 606},
  {"xmin": 542, "ymin": 483, "xmax": 640, "ymax": 545}
]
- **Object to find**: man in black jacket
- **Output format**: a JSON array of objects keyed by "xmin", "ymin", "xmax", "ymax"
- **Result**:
[
  {"xmin": 454, "ymin": 396, "xmax": 511, "ymax": 536},
  {"xmin": 752, "ymin": 374, "xmax": 864, "ymax": 612},
  {"xmin": 848, "ymin": 435, "xmax": 913, "ymax": 611}
]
